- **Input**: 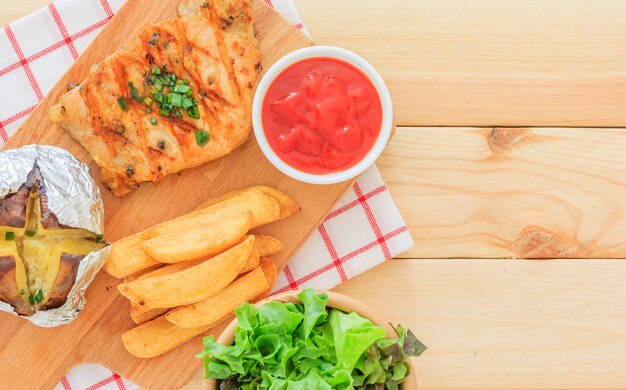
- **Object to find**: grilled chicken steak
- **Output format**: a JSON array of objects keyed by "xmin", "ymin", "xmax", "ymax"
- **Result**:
[{"xmin": 50, "ymin": 0, "xmax": 261, "ymax": 196}]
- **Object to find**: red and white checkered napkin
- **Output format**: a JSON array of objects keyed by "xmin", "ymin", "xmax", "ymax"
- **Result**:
[{"xmin": 0, "ymin": 0, "xmax": 413, "ymax": 388}]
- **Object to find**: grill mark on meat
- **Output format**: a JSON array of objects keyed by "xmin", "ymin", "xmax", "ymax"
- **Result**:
[
  {"xmin": 50, "ymin": 0, "xmax": 259, "ymax": 196},
  {"xmin": 210, "ymin": 2, "xmax": 242, "ymax": 107}
]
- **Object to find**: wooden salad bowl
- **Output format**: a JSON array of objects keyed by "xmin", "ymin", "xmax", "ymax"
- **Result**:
[{"xmin": 203, "ymin": 290, "xmax": 418, "ymax": 390}]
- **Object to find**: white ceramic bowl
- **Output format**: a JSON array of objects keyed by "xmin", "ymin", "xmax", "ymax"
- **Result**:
[{"xmin": 252, "ymin": 46, "xmax": 393, "ymax": 185}]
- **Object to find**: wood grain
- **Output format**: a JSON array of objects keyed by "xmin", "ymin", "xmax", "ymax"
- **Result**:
[
  {"xmin": 379, "ymin": 127, "xmax": 626, "ymax": 259},
  {"xmin": 340, "ymin": 260, "xmax": 626, "ymax": 390},
  {"xmin": 10, "ymin": 0, "xmax": 626, "ymax": 127},
  {"xmin": 5, "ymin": 1, "xmax": 626, "ymax": 390},
  {"xmin": 0, "ymin": 0, "xmax": 46, "ymax": 25},
  {"xmin": 0, "ymin": 1, "xmax": 358, "ymax": 389},
  {"xmin": 294, "ymin": 0, "xmax": 626, "ymax": 127}
]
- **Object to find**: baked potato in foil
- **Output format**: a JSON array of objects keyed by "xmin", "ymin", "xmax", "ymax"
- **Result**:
[{"xmin": 0, "ymin": 145, "xmax": 109, "ymax": 326}]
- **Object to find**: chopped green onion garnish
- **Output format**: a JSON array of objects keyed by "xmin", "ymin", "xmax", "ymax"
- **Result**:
[
  {"xmin": 128, "ymin": 82, "xmax": 144, "ymax": 102},
  {"xmin": 182, "ymin": 97, "xmax": 194, "ymax": 110},
  {"xmin": 173, "ymin": 84, "xmax": 191, "ymax": 94},
  {"xmin": 117, "ymin": 97, "xmax": 129, "ymax": 111},
  {"xmin": 187, "ymin": 106, "xmax": 200, "ymax": 119},
  {"xmin": 151, "ymin": 117, "xmax": 158, "ymax": 125},
  {"xmin": 146, "ymin": 107, "xmax": 152, "ymax": 113},
  {"xmin": 29, "ymin": 289, "xmax": 44, "ymax": 305},
  {"xmin": 171, "ymin": 93, "xmax": 184, "ymax": 108},
  {"xmin": 19, "ymin": 289, "xmax": 25, "ymax": 296},
  {"xmin": 159, "ymin": 106, "xmax": 172, "ymax": 117},
  {"xmin": 96, "ymin": 234, "xmax": 104, "ymax": 243},
  {"xmin": 25, "ymin": 231, "xmax": 36, "ymax": 237},
  {"xmin": 147, "ymin": 65, "xmax": 200, "ymax": 120},
  {"xmin": 5, "ymin": 232, "xmax": 14, "ymax": 241},
  {"xmin": 153, "ymin": 93, "xmax": 165, "ymax": 104},
  {"xmin": 195, "ymin": 130, "xmax": 209, "ymax": 147}
]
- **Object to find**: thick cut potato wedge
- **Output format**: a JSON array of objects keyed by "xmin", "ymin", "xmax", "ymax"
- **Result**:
[
  {"xmin": 253, "ymin": 235, "xmax": 284, "ymax": 257},
  {"xmin": 142, "ymin": 212, "xmax": 253, "ymax": 263},
  {"xmin": 131, "ymin": 300, "xmax": 158, "ymax": 316},
  {"xmin": 122, "ymin": 315, "xmax": 208, "ymax": 358},
  {"xmin": 197, "ymin": 186, "xmax": 299, "ymax": 220},
  {"xmin": 123, "ymin": 264, "xmax": 163, "ymax": 283},
  {"xmin": 104, "ymin": 233, "xmax": 160, "ymax": 279},
  {"xmin": 125, "ymin": 257, "xmax": 210, "ymax": 313},
  {"xmin": 240, "ymin": 242, "xmax": 260, "ymax": 274},
  {"xmin": 132, "ymin": 243, "xmax": 261, "ymax": 318},
  {"xmin": 255, "ymin": 257, "xmax": 278, "ymax": 301},
  {"xmin": 130, "ymin": 304, "xmax": 169, "ymax": 325},
  {"xmin": 118, "ymin": 236, "xmax": 254, "ymax": 308},
  {"xmin": 166, "ymin": 266, "xmax": 269, "ymax": 328},
  {"xmin": 147, "ymin": 190, "xmax": 280, "ymax": 238},
  {"xmin": 104, "ymin": 187, "xmax": 292, "ymax": 278},
  {"xmin": 259, "ymin": 257, "xmax": 278, "ymax": 286}
]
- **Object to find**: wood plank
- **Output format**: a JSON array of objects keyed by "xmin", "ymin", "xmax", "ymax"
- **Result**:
[
  {"xmin": 294, "ymin": 0, "xmax": 626, "ymax": 127},
  {"xmin": 187, "ymin": 259, "xmax": 626, "ymax": 390},
  {"xmin": 0, "ymin": 1, "xmax": 361, "ymax": 389},
  {"xmin": 378, "ymin": 127, "xmax": 626, "ymax": 258},
  {"xmin": 333, "ymin": 259, "xmax": 626, "ymax": 390},
  {"xmin": 0, "ymin": 0, "xmax": 47, "ymax": 25}
]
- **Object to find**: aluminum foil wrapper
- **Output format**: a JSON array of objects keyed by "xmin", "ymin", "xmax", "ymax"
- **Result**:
[{"xmin": 0, "ymin": 145, "xmax": 110, "ymax": 327}]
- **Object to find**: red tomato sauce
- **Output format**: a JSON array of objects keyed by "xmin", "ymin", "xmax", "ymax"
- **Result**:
[{"xmin": 262, "ymin": 57, "xmax": 383, "ymax": 174}]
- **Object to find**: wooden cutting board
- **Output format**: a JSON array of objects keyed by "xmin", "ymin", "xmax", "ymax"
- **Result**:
[{"xmin": 0, "ymin": 1, "xmax": 362, "ymax": 388}]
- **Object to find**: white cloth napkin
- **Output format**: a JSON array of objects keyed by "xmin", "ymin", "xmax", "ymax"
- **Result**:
[{"xmin": 0, "ymin": 1, "xmax": 414, "ymax": 388}]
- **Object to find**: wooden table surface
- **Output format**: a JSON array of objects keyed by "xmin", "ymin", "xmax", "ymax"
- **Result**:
[{"xmin": 4, "ymin": 1, "xmax": 626, "ymax": 389}]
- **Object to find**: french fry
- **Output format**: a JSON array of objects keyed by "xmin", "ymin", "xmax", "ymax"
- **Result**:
[
  {"xmin": 103, "ymin": 233, "xmax": 160, "ymax": 279},
  {"xmin": 113, "ymin": 186, "xmax": 299, "ymax": 358},
  {"xmin": 127, "ymin": 256, "xmax": 212, "ymax": 314},
  {"xmin": 129, "ymin": 241, "xmax": 260, "ymax": 316},
  {"xmin": 253, "ymin": 235, "xmax": 284, "ymax": 257},
  {"xmin": 122, "ymin": 316, "xmax": 208, "ymax": 358},
  {"xmin": 130, "ymin": 300, "xmax": 162, "ymax": 315},
  {"xmin": 240, "ymin": 242, "xmax": 260, "ymax": 274},
  {"xmin": 105, "ymin": 188, "xmax": 291, "ymax": 278},
  {"xmin": 255, "ymin": 257, "xmax": 278, "ymax": 301},
  {"xmin": 254, "ymin": 186, "xmax": 300, "ymax": 219},
  {"xmin": 118, "ymin": 236, "xmax": 254, "ymax": 308},
  {"xmin": 152, "ymin": 190, "xmax": 280, "ymax": 235},
  {"xmin": 130, "ymin": 305, "xmax": 169, "ymax": 325},
  {"xmin": 142, "ymin": 213, "xmax": 253, "ymax": 263},
  {"xmin": 123, "ymin": 264, "xmax": 163, "ymax": 283},
  {"xmin": 166, "ymin": 267, "xmax": 269, "ymax": 328},
  {"xmin": 197, "ymin": 186, "xmax": 299, "ymax": 220}
]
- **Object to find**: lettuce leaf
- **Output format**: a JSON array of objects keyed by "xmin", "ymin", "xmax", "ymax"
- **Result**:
[
  {"xmin": 326, "ymin": 309, "xmax": 386, "ymax": 372},
  {"xmin": 197, "ymin": 289, "xmax": 426, "ymax": 389}
]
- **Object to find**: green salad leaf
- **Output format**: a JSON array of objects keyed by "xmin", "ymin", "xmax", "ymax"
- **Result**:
[{"xmin": 197, "ymin": 289, "xmax": 427, "ymax": 389}]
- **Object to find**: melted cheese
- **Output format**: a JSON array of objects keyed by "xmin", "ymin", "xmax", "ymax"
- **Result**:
[
  {"xmin": 22, "ymin": 237, "xmax": 100, "ymax": 307},
  {"xmin": 0, "ymin": 182, "xmax": 102, "ymax": 312}
]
